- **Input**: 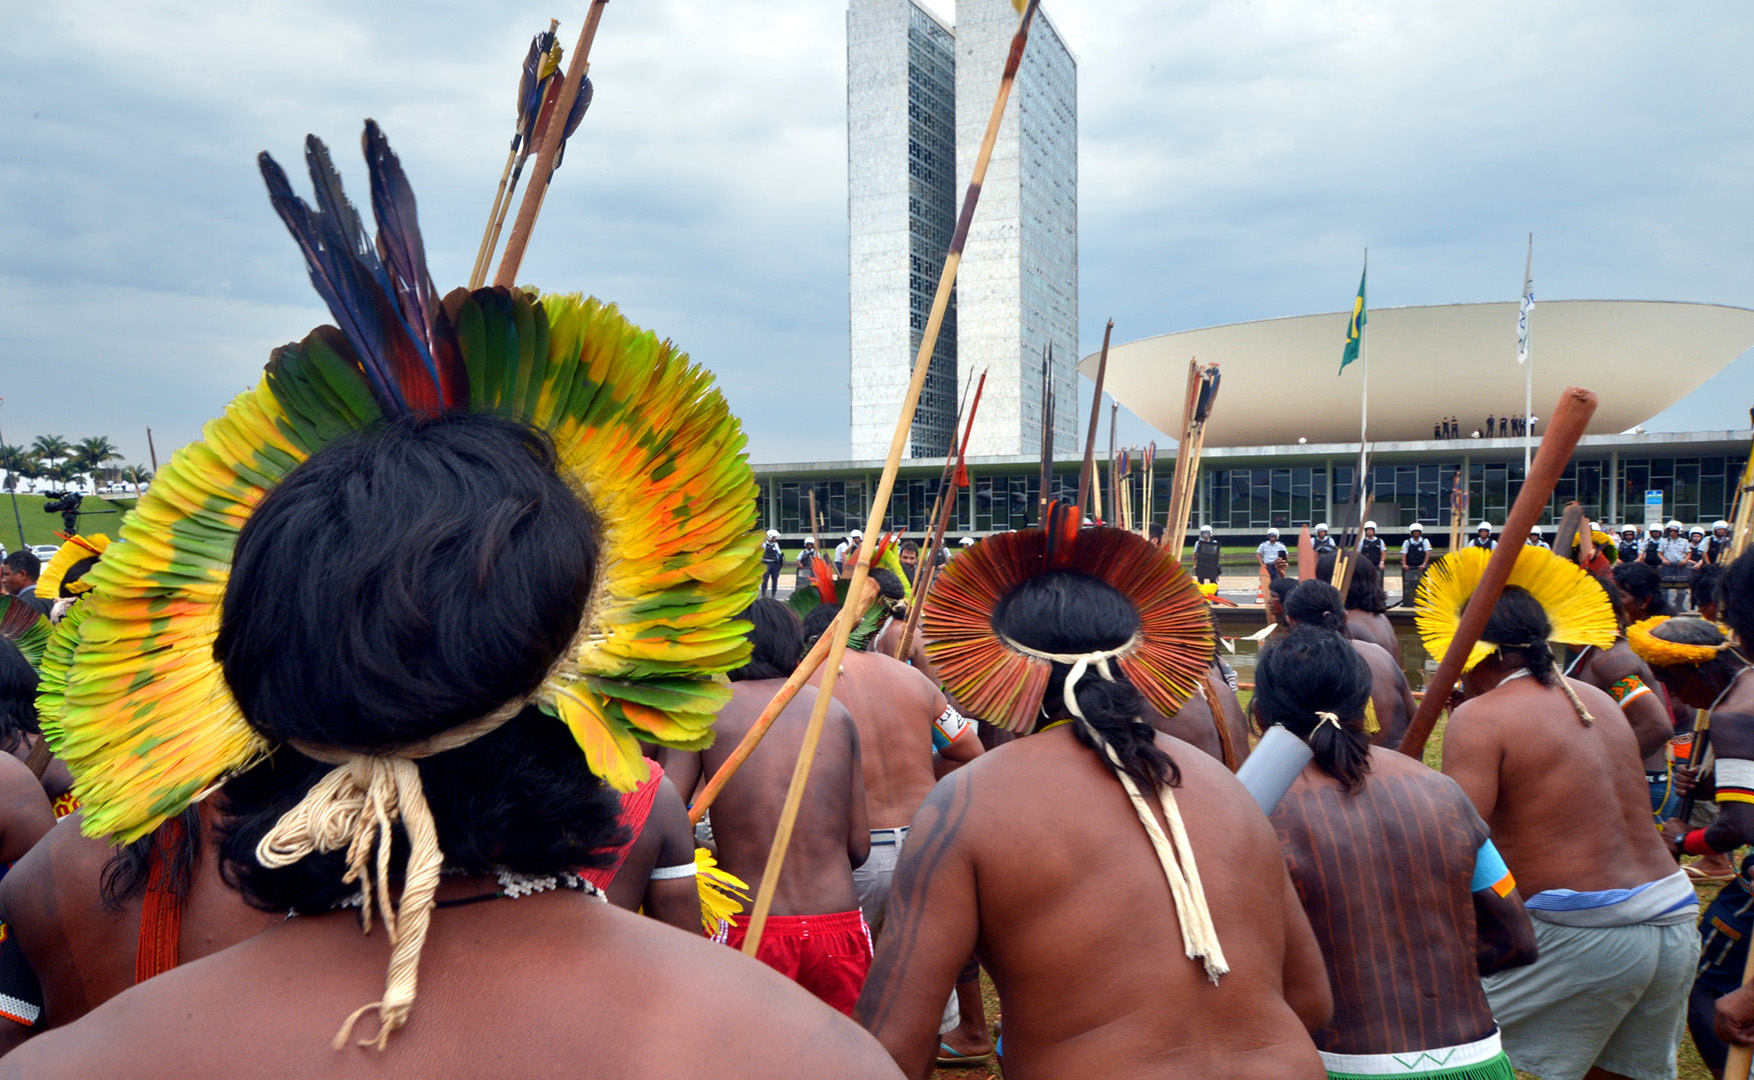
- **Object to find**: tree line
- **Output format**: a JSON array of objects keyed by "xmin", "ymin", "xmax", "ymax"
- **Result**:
[{"xmin": 0, "ymin": 436, "xmax": 153, "ymax": 494}]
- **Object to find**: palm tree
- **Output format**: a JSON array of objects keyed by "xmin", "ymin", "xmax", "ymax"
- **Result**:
[
  {"xmin": 0, "ymin": 445, "xmax": 35, "ymax": 493},
  {"xmin": 72, "ymin": 436, "xmax": 122, "ymax": 490},
  {"xmin": 122, "ymin": 464, "xmax": 154, "ymax": 491},
  {"xmin": 29, "ymin": 435, "xmax": 69, "ymax": 477}
]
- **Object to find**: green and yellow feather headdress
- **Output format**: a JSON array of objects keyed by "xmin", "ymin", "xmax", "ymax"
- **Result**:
[{"xmin": 46, "ymin": 122, "xmax": 761, "ymax": 845}]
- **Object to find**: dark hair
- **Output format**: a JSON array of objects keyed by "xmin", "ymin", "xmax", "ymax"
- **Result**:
[
  {"xmin": 101, "ymin": 807, "xmax": 202, "ymax": 912},
  {"xmin": 1284, "ymin": 579, "xmax": 1348, "ymax": 631},
  {"xmin": 1651, "ymin": 616, "xmax": 1745, "ymax": 683},
  {"xmin": 1612, "ymin": 561, "xmax": 1674, "ymax": 617},
  {"xmin": 899, "ymin": 540, "xmax": 919, "ymax": 557},
  {"xmin": 800, "ymin": 602, "xmax": 838, "ymax": 646},
  {"xmin": 1148, "ymin": 522, "xmax": 1165, "ymax": 542},
  {"xmin": 2, "ymin": 551, "xmax": 38, "ymax": 579},
  {"xmin": 1268, "ymin": 575, "xmax": 1299, "ymax": 609},
  {"xmin": 731, "ymin": 599, "xmax": 803, "ymax": 681},
  {"xmin": 1316, "ymin": 553, "xmax": 1389, "ymax": 615},
  {"xmin": 1480, "ymin": 586, "xmax": 1559, "ymax": 686},
  {"xmin": 870, "ymin": 568, "xmax": 905, "ymax": 602},
  {"xmin": 990, "ymin": 569, "xmax": 1178, "ymax": 791},
  {"xmin": 52, "ymin": 556, "xmax": 101, "ymax": 598},
  {"xmin": 213, "ymin": 414, "xmax": 625, "ymax": 911},
  {"xmin": 1254, "ymin": 625, "xmax": 1374, "ymax": 792},
  {"xmin": 0, "ymin": 638, "xmax": 39, "ymax": 755},
  {"xmin": 1722, "ymin": 550, "xmax": 1754, "ymax": 646},
  {"xmin": 1693, "ymin": 563, "xmax": 1725, "ymax": 613}
]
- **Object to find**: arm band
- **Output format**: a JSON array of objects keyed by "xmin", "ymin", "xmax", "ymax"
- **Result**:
[
  {"xmin": 932, "ymin": 705, "xmax": 974, "ymax": 750},
  {"xmin": 1718, "ymin": 758, "xmax": 1754, "ymax": 805},
  {"xmin": 1606, "ymin": 675, "xmax": 1653, "ymax": 708},
  {"xmin": 649, "ymin": 861, "xmax": 698, "ymax": 880},
  {"xmin": 1469, "ymin": 839, "xmax": 1516, "ymax": 898},
  {"xmin": 1683, "ymin": 829, "xmax": 1720, "ymax": 857}
]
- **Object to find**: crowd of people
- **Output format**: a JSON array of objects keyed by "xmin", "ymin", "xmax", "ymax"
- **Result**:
[
  {"xmin": 1432, "ymin": 415, "xmax": 1536, "ymax": 439},
  {"xmin": 7, "ymin": 120, "xmax": 1754, "ymax": 1080}
]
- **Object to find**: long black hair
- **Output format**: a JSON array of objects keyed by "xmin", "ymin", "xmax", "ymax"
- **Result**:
[
  {"xmin": 0, "ymin": 639, "xmax": 39, "ymax": 756},
  {"xmin": 991, "ymin": 569, "xmax": 1178, "ymax": 791},
  {"xmin": 1481, "ymin": 586, "xmax": 1559, "ymax": 686},
  {"xmin": 213, "ymin": 413, "xmax": 627, "ymax": 912},
  {"xmin": 1719, "ymin": 550, "xmax": 1754, "ymax": 645},
  {"xmin": 101, "ymin": 807, "xmax": 203, "ymax": 912},
  {"xmin": 1254, "ymin": 624, "xmax": 1374, "ymax": 792},
  {"xmin": 1316, "ymin": 552, "xmax": 1389, "ymax": 615},
  {"xmin": 1283, "ymin": 579, "xmax": 1348, "ymax": 632},
  {"xmin": 731, "ymin": 599, "xmax": 803, "ymax": 681}
]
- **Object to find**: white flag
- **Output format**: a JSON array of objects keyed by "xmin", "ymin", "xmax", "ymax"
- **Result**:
[{"xmin": 1516, "ymin": 235, "xmax": 1534, "ymax": 364}]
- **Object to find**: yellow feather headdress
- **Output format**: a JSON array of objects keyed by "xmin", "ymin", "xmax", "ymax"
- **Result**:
[
  {"xmin": 1625, "ymin": 615, "xmax": 1738, "ymax": 669},
  {"xmin": 1414, "ymin": 545, "xmax": 1618, "ymax": 672},
  {"xmin": 35, "ymin": 533, "xmax": 109, "ymax": 601}
]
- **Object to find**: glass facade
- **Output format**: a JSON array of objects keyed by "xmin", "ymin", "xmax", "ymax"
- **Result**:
[
  {"xmin": 1016, "ymin": 16, "xmax": 1079, "ymax": 456},
  {"xmin": 755, "ymin": 448, "xmax": 1749, "ymax": 538},
  {"xmin": 905, "ymin": 7, "xmax": 958, "ymax": 458}
]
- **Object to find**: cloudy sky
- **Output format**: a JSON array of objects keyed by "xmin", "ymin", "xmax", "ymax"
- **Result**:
[{"xmin": 3, "ymin": 0, "xmax": 1751, "ymax": 468}]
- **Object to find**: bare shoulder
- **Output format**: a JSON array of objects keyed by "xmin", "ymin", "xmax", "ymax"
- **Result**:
[
  {"xmin": 0, "ymin": 813, "xmax": 99, "ymax": 915},
  {"xmin": 1348, "ymin": 638, "xmax": 1395, "ymax": 671},
  {"xmin": 1367, "ymin": 748, "xmax": 1475, "ymax": 806},
  {"xmin": 861, "ymin": 650, "xmax": 938, "ymax": 698},
  {"xmin": 0, "ymin": 752, "xmax": 47, "ymax": 808}
]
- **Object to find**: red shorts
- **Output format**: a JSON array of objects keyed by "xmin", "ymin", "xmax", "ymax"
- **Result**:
[{"xmin": 723, "ymin": 909, "xmax": 874, "ymax": 1016}]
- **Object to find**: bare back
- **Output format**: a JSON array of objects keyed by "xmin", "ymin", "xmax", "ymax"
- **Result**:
[
  {"xmin": 859, "ymin": 727, "xmax": 1328, "ymax": 1080},
  {"xmin": 808, "ymin": 651, "xmax": 943, "ymax": 828},
  {"xmin": 696, "ymin": 681, "xmax": 867, "ymax": 917},
  {"xmin": 1145, "ymin": 665, "xmax": 1252, "ymax": 768},
  {"xmin": 0, "ymin": 753, "xmax": 54, "ymax": 865},
  {"xmin": 1442, "ymin": 675, "xmax": 1675, "ymax": 895},
  {"xmin": 0, "ymin": 808, "xmax": 279, "ymax": 1028},
  {"xmin": 1345, "ymin": 610, "xmax": 1401, "ymax": 665},
  {"xmin": 1273, "ymin": 750, "xmax": 1496, "ymax": 1054},
  {"xmin": 1572, "ymin": 641, "xmax": 1674, "ymax": 764},
  {"xmin": 0, "ymin": 891, "xmax": 902, "ymax": 1079},
  {"xmin": 1351, "ymin": 640, "xmax": 1415, "ymax": 749}
]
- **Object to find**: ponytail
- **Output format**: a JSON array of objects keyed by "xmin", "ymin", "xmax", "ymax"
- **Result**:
[{"xmin": 1254, "ymin": 624, "xmax": 1374, "ymax": 792}]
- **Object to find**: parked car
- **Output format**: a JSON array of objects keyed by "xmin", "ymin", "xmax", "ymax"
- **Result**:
[{"xmin": 30, "ymin": 544, "xmax": 58, "ymax": 563}]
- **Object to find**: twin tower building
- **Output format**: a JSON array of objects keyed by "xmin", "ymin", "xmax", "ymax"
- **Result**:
[{"xmin": 847, "ymin": 0, "xmax": 1079, "ymax": 461}]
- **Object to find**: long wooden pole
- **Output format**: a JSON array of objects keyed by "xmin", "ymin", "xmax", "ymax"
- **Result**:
[
  {"xmin": 688, "ymin": 578, "xmax": 879, "ymax": 827},
  {"xmin": 492, "ymin": 0, "xmax": 608, "ymax": 288},
  {"xmin": 1724, "ymin": 946, "xmax": 1754, "ymax": 1080},
  {"xmin": 1106, "ymin": 401, "xmax": 1118, "ymax": 525},
  {"xmin": 1076, "ymin": 319, "xmax": 1114, "ymax": 518},
  {"xmin": 1038, "ymin": 346, "xmax": 1055, "ymax": 518},
  {"xmin": 895, "ymin": 372, "xmax": 986, "ymax": 661},
  {"xmin": 742, "ymin": 0, "xmax": 1042, "ymax": 957},
  {"xmin": 1398, "ymin": 387, "xmax": 1599, "ymax": 759},
  {"xmin": 913, "ymin": 378, "xmax": 977, "ymax": 581}
]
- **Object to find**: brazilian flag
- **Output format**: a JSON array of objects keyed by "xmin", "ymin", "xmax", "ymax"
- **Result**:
[{"xmin": 1340, "ymin": 262, "xmax": 1367, "ymax": 374}]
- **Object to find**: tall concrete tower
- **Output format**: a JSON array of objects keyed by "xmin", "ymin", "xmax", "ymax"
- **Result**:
[
  {"xmin": 953, "ymin": 0, "xmax": 1078, "ymax": 460},
  {"xmin": 847, "ymin": 0, "xmax": 960, "ymax": 460}
]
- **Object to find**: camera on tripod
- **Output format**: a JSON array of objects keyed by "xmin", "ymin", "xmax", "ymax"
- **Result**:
[{"xmin": 42, "ymin": 491, "xmax": 85, "ymax": 535}]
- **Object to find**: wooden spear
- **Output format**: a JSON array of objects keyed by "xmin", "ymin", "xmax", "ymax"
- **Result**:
[
  {"xmin": 688, "ymin": 577, "xmax": 880, "ymax": 826},
  {"xmin": 1076, "ymin": 320, "xmax": 1114, "ymax": 518},
  {"xmin": 896, "ymin": 371, "xmax": 988, "ymax": 661},
  {"xmin": 1105, "ymin": 401, "xmax": 1118, "ymax": 524},
  {"xmin": 741, "ymin": 0, "xmax": 1044, "ymax": 957},
  {"xmin": 493, "ymin": 0, "xmax": 608, "ymax": 288},
  {"xmin": 912, "ymin": 378, "xmax": 978, "ymax": 590},
  {"xmin": 1397, "ymin": 387, "xmax": 1599, "ymax": 759},
  {"xmin": 1038, "ymin": 345, "xmax": 1055, "ymax": 518}
]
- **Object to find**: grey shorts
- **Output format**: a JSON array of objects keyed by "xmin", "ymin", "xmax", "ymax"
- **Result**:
[
  {"xmin": 1483, "ymin": 918, "xmax": 1699, "ymax": 1080},
  {"xmin": 853, "ymin": 827, "xmax": 907, "ymax": 937}
]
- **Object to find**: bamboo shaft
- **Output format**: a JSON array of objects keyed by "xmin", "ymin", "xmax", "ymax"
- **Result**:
[
  {"xmin": 1076, "ymin": 320, "xmax": 1114, "ymax": 517},
  {"xmin": 895, "ymin": 372, "xmax": 986, "ymax": 661},
  {"xmin": 742, "ymin": 0, "xmax": 1041, "ymax": 957},
  {"xmin": 1397, "ymin": 387, "xmax": 1599, "ymax": 758},
  {"xmin": 1724, "ymin": 945, "xmax": 1754, "ymax": 1080},
  {"xmin": 469, "ymin": 147, "xmax": 520, "ymax": 289},
  {"xmin": 492, "ymin": 0, "xmax": 608, "ymax": 288},
  {"xmin": 688, "ymin": 579, "xmax": 879, "ymax": 827}
]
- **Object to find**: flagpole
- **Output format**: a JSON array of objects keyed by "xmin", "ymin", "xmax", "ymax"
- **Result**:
[
  {"xmin": 1522, "ymin": 233, "xmax": 1534, "ymax": 475},
  {"xmin": 1360, "ymin": 248, "xmax": 1369, "ymax": 450}
]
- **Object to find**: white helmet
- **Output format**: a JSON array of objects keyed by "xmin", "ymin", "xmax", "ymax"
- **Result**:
[
  {"xmin": 1363, "ymin": 520, "xmax": 1377, "ymax": 531},
  {"xmin": 766, "ymin": 528, "xmax": 779, "ymax": 539},
  {"xmin": 959, "ymin": 536, "xmax": 975, "ymax": 547},
  {"xmin": 1620, "ymin": 524, "xmax": 1639, "ymax": 536},
  {"xmin": 1315, "ymin": 522, "xmax": 1329, "ymax": 533},
  {"xmin": 1477, "ymin": 522, "xmax": 1492, "ymax": 533},
  {"xmin": 1199, "ymin": 525, "xmax": 1212, "ymax": 535},
  {"xmin": 1409, "ymin": 523, "xmax": 1423, "ymax": 533},
  {"xmin": 1715, "ymin": 520, "xmax": 1731, "ymax": 532},
  {"xmin": 851, "ymin": 529, "xmax": 863, "ymax": 539},
  {"xmin": 803, "ymin": 537, "xmax": 816, "ymax": 546},
  {"xmin": 1268, "ymin": 527, "xmax": 1281, "ymax": 537},
  {"xmin": 1530, "ymin": 524, "xmax": 1543, "ymax": 534},
  {"xmin": 1667, "ymin": 520, "xmax": 1683, "ymax": 531},
  {"xmin": 1691, "ymin": 526, "xmax": 1706, "ymax": 537}
]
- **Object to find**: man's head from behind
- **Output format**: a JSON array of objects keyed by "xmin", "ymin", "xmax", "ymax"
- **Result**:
[
  {"xmin": 214, "ymin": 413, "xmax": 625, "ymax": 911},
  {"xmin": 731, "ymin": 598, "xmax": 803, "ymax": 681}
]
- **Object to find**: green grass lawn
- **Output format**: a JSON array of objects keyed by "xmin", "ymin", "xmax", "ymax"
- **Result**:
[{"xmin": 0, "ymin": 493, "xmax": 135, "ymax": 550}]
